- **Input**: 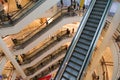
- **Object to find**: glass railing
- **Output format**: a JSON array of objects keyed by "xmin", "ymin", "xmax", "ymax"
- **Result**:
[
  {"xmin": 24, "ymin": 45, "xmax": 67, "ymax": 76},
  {"xmin": 21, "ymin": 28, "xmax": 72, "ymax": 65},
  {"xmin": 0, "ymin": 0, "xmax": 46, "ymax": 26}
]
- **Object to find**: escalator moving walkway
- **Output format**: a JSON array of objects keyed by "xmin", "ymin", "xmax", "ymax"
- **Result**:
[{"xmin": 55, "ymin": 0, "xmax": 112, "ymax": 80}]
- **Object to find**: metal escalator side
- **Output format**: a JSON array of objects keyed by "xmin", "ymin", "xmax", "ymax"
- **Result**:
[{"xmin": 55, "ymin": 0, "xmax": 112, "ymax": 80}]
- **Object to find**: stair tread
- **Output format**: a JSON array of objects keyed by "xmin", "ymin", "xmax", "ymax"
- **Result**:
[
  {"xmin": 74, "ymin": 47, "xmax": 87, "ymax": 55},
  {"xmin": 63, "ymin": 72, "xmax": 76, "ymax": 80},
  {"xmin": 79, "ymin": 38, "xmax": 91, "ymax": 45},
  {"xmin": 68, "ymin": 61, "xmax": 81, "ymax": 71},
  {"xmin": 73, "ymin": 52, "xmax": 86, "ymax": 60},
  {"xmin": 66, "ymin": 66, "xmax": 79, "ymax": 76}
]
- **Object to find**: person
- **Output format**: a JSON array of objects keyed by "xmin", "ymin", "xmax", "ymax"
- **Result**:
[
  {"xmin": 72, "ymin": 28, "xmax": 74, "ymax": 33},
  {"xmin": 57, "ymin": 35, "xmax": 61, "ymax": 41},
  {"xmin": 118, "ymin": 77, "xmax": 120, "ymax": 80},
  {"xmin": 96, "ymin": 76, "xmax": 99, "ymax": 80},
  {"xmin": 0, "ymin": 2, "xmax": 5, "ymax": 22},
  {"xmin": 7, "ymin": 13, "xmax": 13, "ymax": 24},
  {"xmin": 15, "ymin": 0, "xmax": 22, "ymax": 9},
  {"xmin": 33, "ymin": 76, "xmax": 38, "ymax": 80},
  {"xmin": 11, "ymin": 38, "xmax": 18, "ymax": 45},
  {"xmin": 83, "ymin": 4, "xmax": 85, "ymax": 12},
  {"xmin": 17, "ymin": 4, "xmax": 22, "ymax": 9},
  {"xmin": 116, "ymin": 35, "xmax": 120, "ymax": 42},
  {"xmin": 15, "ymin": 55, "xmax": 21, "ymax": 65},
  {"xmin": 60, "ymin": 0, "xmax": 63, "ymax": 8},
  {"xmin": 66, "ymin": 28, "xmax": 70, "ymax": 35}
]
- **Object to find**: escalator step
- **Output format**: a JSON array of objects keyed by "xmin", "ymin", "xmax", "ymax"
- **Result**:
[
  {"xmin": 74, "ymin": 47, "xmax": 87, "ymax": 55},
  {"xmin": 70, "ymin": 56, "xmax": 83, "ymax": 65},
  {"xmin": 93, "ymin": 7, "xmax": 104, "ymax": 12},
  {"xmin": 76, "ymin": 42, "xmax": 89, "ymax": 50},
  {"xmin": 94, "ymin": 4, "xmax": 106, "ymax": 9},
  {"xmin": 86, "ymin": 21, "xmax": 98, "ymax": 27},
  {"xmin": 91, "ymin": 11, "xmax": 103, "ymax": 16},
  {"xmin": 73, "ymin": 51, "xmax": 86, "ymax": 60},
  {"xmin": 87, "ymin": 18, "xmax": 100, "ymax": 24},
  {"xmin": 81, "ymin": 34, "xmax": 93, "ymax": 41},
  {"xmin": 96, "ymin": 1, "xmax": 107, "ymax": 5},
  {"xmin": 89, "ymin": 15, "xmax": 101, "ymax": 20},
  {"xmin": 84, "ymin": 26, "xmax": 97, "ymax": 32},
  {"xmin": 68, "ymin": 61, "xmax": 81, "ymax": 71},
  {"xmin": 61, "ymin": 77, "xmax": 68, "ymax": 80},
  {"xmin": 65, "ymin": 66, "xmax": 78, "ymax": 76},
  {"xmin": 83, "ymin": 29, "xmax": 95, "ymax": 37},
  {"xmin": 63, "ymin": 72, "xmax": 76, "ymax": 80},
  {"xmin": 79, "ymin": 38, "xmax": 91, "ymax": 46}
]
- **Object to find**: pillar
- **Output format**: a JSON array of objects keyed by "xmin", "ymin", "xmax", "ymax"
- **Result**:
[{"xmin": 0, "ymin": 37, "xmax": 27, "ymax": 79}]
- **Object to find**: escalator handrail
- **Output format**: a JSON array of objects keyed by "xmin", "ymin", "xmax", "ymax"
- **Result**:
[
  {"xmin": 54, "ymin": 0, "xmax": 96, "ymax": 79},
  {"xmin": 77, "ymin": 0, "xmax": 112, "ymax": 79}
]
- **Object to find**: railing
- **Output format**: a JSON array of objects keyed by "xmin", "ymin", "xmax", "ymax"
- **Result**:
[
  {"xmin": 0, "ymin": 0, "xmax": 46, "ymax": 26},
  {"xmin": 11, "ymin": 8, "xmax": 68, "ymax": 46},
  {"xmin": 21, "ymin": 28, "xmax": 71, "ymax": 65},
  {"xmin": 25, "ymin": 45, "xmax": 67, "ymax": 76}
]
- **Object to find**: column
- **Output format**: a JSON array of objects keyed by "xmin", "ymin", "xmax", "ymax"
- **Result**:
[
  {"xmin": 85, "ymin": 3, "xmax": 120, "ymax": 79},
  {"xmin": 0, "ymin": 37, "xmax": 26, "ymax": 79}
]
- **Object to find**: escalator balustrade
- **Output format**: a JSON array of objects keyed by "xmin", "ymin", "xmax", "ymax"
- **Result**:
[{"xmin": 55, "ymin": 0, "xmax": 112, "ymax": 80}]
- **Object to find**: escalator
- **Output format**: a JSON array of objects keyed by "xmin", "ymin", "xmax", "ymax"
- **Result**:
[
  {"xmin": 0, "ymin": 0, "xmax": 59, "ymax": 36},
  {"xmin": 55, "ymin": 0, "xmax": 112, "ymax": 80}
]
